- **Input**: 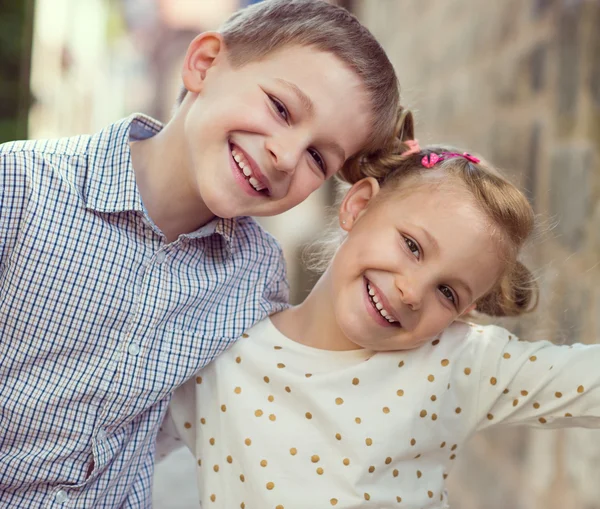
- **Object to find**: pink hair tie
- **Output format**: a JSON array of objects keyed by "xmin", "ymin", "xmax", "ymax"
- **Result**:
[
  {"xmin": 403, "ymin": 139, "xmax": 421, "ymax": 156},
  {"xmin": 421, "ymin": 151, "xmax": 480, "ymax": 168}
]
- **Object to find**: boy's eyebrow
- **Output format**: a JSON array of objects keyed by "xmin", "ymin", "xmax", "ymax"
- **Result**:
[
  {"xmin": 275, "ymin": 78, "xmax": 314, "ymax": 116},
  {"xmin": 275, "ymin": 78, "xmax": 346, "ymax": 163},
  {"xmin": 321, "ymin": 140, "xmax": 346, "ymax": 164}
]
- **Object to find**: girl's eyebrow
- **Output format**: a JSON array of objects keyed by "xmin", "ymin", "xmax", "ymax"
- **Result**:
[
  {"xmin": 412, "ymin": 225, "xmax": 439, "ymax": 255},
  {"xmin": 411, "ymin": 224, "xmax": 474, "ymax": 302},
  {"xmin": 454, "ymin": 279, "xmax": 474, "ymax": 304}
]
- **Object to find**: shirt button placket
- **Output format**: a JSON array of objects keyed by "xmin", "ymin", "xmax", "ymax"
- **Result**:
[
  {"xmin": 55, "ymin": 490, "xmax": 69, "ymax": 504},
  {"xmin": 128, "ymin": 342, "xmax": 140, "ymax": 356}
]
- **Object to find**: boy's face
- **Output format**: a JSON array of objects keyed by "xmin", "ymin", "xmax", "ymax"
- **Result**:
[{"xmin": 182, "ymin": 41, "xmax": 372, "ymax": 218}]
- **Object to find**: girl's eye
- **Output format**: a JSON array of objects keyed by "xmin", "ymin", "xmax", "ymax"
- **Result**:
[
  {"xmin": 308, "ymin": 148, "xmax": 326, "ymax": 175},
  {"xmin": 269, "ymin": 95, "xmax": 289, "ymax": 122},
  {"xmin": 403, "ymin": 236, "xmax": 420, "ymax": 258},
  {"xmin": 439, "ymin": 285, "xmax": 457, "ymax": 305}
]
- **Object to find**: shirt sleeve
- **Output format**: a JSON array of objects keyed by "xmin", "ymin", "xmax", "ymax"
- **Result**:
[
  {"xmin": 465, "ymin": 325, "xmax": 600, "ymax": 432},
  {"xmin": 155, "ymin": 405, "xmax": 184, "ymax": 462},
  {"xmin": 261, "ymin": 243, "xmax": 289, "ymax": 315},
  {"xmin": 157, "ymin": 376, "xmax": 199, "ymax": 459},
  {"xmin": 0, "ymin": 149, "xmax": 31, "ymax": 270}
]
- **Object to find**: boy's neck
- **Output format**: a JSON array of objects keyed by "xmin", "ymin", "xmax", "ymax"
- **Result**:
[
  {"xmin": 272, "ymin": 271, "xmax": 361, "ymax": 352},
  {"xmin": 130, "ymin": 112, "xmax": 216, "ymax": 243}
]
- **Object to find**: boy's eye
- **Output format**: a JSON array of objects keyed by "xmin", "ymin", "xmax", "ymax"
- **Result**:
[
  {"xmin": 439, "ymin": 285, "xmax": 457, "ymax": 306},
  {"xmin": 308, "ymin": 148, "xmax": 326, "ymax": 175},
  {"xmin": 403, "ymin": 236, "xmax": 420, "ymax": 258},
  {"xmin": 269, "ymin": 95, "xmax": 289, "ymax": 122}
]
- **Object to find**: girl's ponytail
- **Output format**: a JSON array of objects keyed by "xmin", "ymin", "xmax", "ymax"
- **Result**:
[
  {"xmin": 476, "ymin": 261, "xmax": 538, "ymax": 317},
  {"xmin": 338, "ymin": 105, "xmax": 415, "ymax": 185}
]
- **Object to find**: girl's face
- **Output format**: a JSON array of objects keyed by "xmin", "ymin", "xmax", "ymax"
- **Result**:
[{"xmin": 329, "ymin": 178, "xmax": 505, "ymax": 351}]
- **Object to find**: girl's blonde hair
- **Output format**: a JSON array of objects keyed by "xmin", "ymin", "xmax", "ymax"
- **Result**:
[{"xmin": 311, "ymin": 108, "xmax": 538, "ymax": 318}]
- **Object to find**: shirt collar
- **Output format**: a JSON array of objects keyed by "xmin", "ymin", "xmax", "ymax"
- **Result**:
[
  {"xmin": 84, "ymin": 113, "xmax": 237, "ymax": 249},
  {"xmin": 84, "ymin": 113, "xmax": 162, "ymax": 214},
  {"xmin": 181, "ymin": 216, "xmax": 237, "ymax": 253}
]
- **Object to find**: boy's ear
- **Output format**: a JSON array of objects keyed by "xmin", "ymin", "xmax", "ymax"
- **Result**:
[
  {"xmin": 339, "ymin": 177, "xmax": 380, "ymax": 231},
  {"xmin": 182, "ymin": 32, "xmax": 227, "ymax": 94}
]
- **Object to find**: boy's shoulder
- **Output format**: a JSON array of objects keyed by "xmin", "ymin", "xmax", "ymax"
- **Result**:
[
  {"xmin": 0, "ymin": 114, "xmax": 158, "ymax": 162},
  {"xmin": 0, "ymin": 132, "xmax": 92, "ymax": 160}
]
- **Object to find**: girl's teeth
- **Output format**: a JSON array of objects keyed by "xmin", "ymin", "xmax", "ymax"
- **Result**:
[
  {"xmin": 367, "ymin": 281, "xmax": 398, "ymax": 324},
  {"xmin": 249, "ymin": 177, "xmax": 259, "ymax": 186},
  {"xmin": 243, "ymin": 167, "xmax": 252, "ymax": 177}
]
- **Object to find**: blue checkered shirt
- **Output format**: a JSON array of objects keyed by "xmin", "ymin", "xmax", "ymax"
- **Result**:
[{"xmin": 0, "ymin": 114, "xmax": 289, "ymax": 508}]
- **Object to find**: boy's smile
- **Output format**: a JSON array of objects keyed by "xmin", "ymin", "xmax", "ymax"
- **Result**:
[
  {"xmin": 230, "ymin": 142, "xmax": 270, "ymax": 196},
  {"xmin": 181, "ymin": 41, "xmax": 372, "ymax": 221},
  {"xmin": 130, "ymin": 35, "xmax": 373, "ymax": 240}
]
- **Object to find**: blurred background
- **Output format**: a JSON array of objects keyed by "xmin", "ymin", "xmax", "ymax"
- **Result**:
[{"xmin": 1, "ymin": 0, "xmax": 599, "ymax": 507}]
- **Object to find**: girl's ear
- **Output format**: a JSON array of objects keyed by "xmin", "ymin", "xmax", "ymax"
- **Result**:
[
  {"xmin": 339, "ymin": 177, "xmax": 381, "ymax": 231},
  {"xmin": 182, "ymin": 32, "xmax": 228, "ymax": 94}
]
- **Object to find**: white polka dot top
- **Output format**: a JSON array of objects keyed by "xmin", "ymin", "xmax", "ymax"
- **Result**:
[{"xmin": 167, "ymin": 318, "xmax": 600, "ymax": 508}]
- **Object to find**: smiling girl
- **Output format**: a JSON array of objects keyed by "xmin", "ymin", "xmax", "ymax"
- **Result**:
[{"xmin": 164, "ymin": 117, "xmax": 600, "ymax": 508}]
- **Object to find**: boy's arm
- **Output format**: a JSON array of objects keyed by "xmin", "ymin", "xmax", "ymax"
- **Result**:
[
  {"xmin": 155, "ymin": 405, "xmax": 184, "ymax": 462},
  {"xmin": 155, "ymin": 377, "xmax": 199, "ymax": 462},
  {"xmin": 0, "ymin": 149, "xmax": 31, "ymax": 270},
  {"xmin": 261, "ymin": 243, "xmax": 289, "ymax": 314}
]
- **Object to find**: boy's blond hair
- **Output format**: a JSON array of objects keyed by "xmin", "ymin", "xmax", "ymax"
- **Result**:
[{"xmin": 178, "ymin": 0, "xmax": 400, "ymax": 154}]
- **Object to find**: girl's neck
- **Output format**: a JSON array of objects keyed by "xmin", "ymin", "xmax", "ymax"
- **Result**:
[
  {"xmin": 271, "ymin": 270, "xmax": 362, "ymax": 352},
  {"xmin": 130, "ymin": 106, "xmax": 216, "ymax": 243}
]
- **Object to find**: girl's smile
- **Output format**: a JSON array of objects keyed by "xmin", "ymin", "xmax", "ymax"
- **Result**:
[{"xmin": 363, "ymin": 276, "xmax": 401, "ymax": 327}]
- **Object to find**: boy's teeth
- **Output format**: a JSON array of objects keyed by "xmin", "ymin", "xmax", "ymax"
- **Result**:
[
  {"xmin": 375, "ymin": 302, "xmax": 383, "ymax": 311},
  {"xmin": 232, "ymin": 144, "xmax": 266, "ymax": 192},
  {"xmin": 373, "ymin": 295, "xmax": 379, "ymax": 303}
]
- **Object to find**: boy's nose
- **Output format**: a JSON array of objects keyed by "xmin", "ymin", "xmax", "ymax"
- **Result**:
[{"xmin": 265, "ymin": 137, "xmax": 302, "ymax": 175}]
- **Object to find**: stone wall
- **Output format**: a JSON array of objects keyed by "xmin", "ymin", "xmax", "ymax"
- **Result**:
[{"xmin": 353, "ymin": 0, "xmax": 600, "ymax": 507}]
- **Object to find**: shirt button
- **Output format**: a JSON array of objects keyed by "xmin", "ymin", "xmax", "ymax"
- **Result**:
[
  {"xmin": 128, "ymin": 342, "xmax": 140, "ymax": 356},
  {"xmin": 155, "ymin": 251, "xmax": 166, "ymax": 264},
  {"xmin": 97, "ymin": 429, "xmax": 107, "ymax": 440},
  {"xmin": 55, "ymin": 490, "xmax": 69, "ymax": 503}
]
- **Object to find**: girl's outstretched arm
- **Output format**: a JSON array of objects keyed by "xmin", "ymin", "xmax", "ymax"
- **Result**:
[{"xmin": 459, "ymin": 325, "xmax": 600, "ymax": 432}]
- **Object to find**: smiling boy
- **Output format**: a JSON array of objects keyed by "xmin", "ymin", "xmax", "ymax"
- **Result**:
[{"xmin": 0, "ymin": 0, "xmax": 399, "ymax": 507}]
